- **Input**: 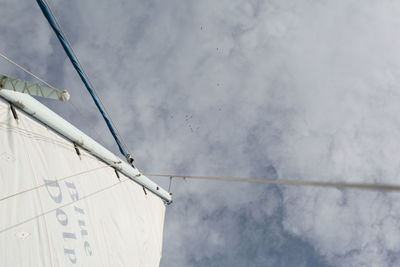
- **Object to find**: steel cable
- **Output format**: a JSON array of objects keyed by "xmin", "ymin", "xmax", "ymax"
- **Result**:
[{"xmin": 145, "ymin": 174, "xmax": 400, "ymax": 192}]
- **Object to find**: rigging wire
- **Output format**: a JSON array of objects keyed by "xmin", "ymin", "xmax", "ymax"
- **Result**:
[
  {"xmin": 168, "ymin": 176, "xmax": 173, "ymax": 193},
  {"xmin": 0, "ymin": 179, "xmax": 129, "ymax": 234},
  {"xmin": 0, "ymin": 52, "xmax": 57, "ymax": 90},
  {"xmin": 36, "ymin": 0, "xmax": 132, "ymax": 160},
  {"xmin": 42, "ymin": 0, "xmax": 130, "ymax": 155},
  {"xmin": 145, "ymin": 173, "xmax": 400, "ymax": 192},
  {"xmin": 0, "ymin": 165, "xmax": 110, "ymax": 204},
  {"xmin": 0, "ymin": 51, "xmax": 107, "ymax": 146}
]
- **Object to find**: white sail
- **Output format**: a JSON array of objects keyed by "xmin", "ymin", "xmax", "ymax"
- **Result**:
[{"xmin": 0, "ymin": 96, "xmax": 166, "ymax": 266}]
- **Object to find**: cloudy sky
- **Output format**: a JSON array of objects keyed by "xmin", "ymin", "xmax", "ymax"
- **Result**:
[{"xmin": 2, "ymin": 0, "xmax": 400, "ymax": 266}]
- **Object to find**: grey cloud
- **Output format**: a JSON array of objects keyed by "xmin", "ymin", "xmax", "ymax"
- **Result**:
[
  {"xmin": 0, "ymin": 0, "xmax": 53, "ymax": 78},
  {"xmin": 2, "ymin": 0, "xmax": 400, "ymax": 266}
]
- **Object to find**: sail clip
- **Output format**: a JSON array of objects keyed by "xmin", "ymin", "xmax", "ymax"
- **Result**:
[
  {"xmin": 73, "ymin": 143, "xmax": 81, "ymax": 157},
  {"xmin": 9, "ymin": 103, "xmax": 18, "ymax": 120},
  {"xmin": 114, "ymin": 169, "xmax": 120, "ymax": 180}
]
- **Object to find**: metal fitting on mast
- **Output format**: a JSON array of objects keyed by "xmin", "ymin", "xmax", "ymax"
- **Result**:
[{"xmin": 126, "ymin": 153, "xmax": 135, "ymax": 168}]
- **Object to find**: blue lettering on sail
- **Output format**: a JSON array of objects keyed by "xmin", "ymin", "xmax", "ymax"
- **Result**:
[{"xmin": 43, "ymin": 178, "xmax": 93, "ymax": 264}]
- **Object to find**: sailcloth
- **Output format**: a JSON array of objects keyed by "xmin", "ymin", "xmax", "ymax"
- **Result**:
[{"xmin": 0, "ymin": 97, "xmax": 165, "ymax": 266}]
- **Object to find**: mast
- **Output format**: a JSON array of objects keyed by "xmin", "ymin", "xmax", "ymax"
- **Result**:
[{"xmin": 36, "ymin": 0, "xmax": 130, "ymax": 160}]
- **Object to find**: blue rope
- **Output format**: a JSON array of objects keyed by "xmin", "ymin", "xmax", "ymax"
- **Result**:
[{"xmin": 36, "ymin": 0, "xmax": 128, "ymax": 158}]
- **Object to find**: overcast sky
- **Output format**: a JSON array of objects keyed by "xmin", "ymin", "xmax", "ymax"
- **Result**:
[{"xmin": 2, "ymin": 0, "xmax": 400, "ymax": 266}]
